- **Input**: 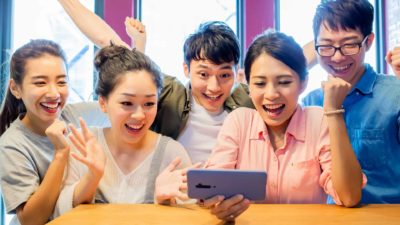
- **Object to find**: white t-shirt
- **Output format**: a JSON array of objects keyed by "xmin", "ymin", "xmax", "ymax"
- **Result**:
[{"xmin": 177, "ymin": 96, "xmax": 228, "ymax": 163}]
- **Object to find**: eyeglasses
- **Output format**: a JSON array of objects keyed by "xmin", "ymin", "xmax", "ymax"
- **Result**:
[{"xmin": 315, "ymin": 36, "xmax": 369, "ymax": 57}]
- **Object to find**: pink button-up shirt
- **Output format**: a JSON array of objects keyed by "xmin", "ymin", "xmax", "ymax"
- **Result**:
[{"xmin": 206, "ymin": 106, "xmax": 343, "ymax": 204}]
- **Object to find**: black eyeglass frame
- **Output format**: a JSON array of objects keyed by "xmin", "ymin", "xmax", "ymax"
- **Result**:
[{"xmin": 315, "ymin": 35, "xmax": 369, "ymax": 57}]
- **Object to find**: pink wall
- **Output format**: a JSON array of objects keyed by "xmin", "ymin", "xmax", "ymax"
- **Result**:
[
  {"xmin": 245, "ymin": 0, "xmax": 276, "ymax": 49},
  {"xmin": 104, "ymin": 0, "xmax": 134, "ymax": 45}
]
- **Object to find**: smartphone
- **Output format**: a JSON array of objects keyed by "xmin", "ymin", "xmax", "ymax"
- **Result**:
[{"xmin": 187, "ymin": 169, "xmax": 267, "ymax": 201}]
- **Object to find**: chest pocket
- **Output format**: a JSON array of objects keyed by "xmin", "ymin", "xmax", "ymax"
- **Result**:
[
  {"xmin": 290, "ymin": 159, "xmax": 321, "ymax": 189},
  {"xmin": 349, "ymin": 129, "xmax": 387, "ymax": 170}
]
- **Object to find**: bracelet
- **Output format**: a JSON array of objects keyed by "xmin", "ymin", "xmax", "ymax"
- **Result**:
[{"xmin": 324, "ymin": 108, "xmax": 345, "ymax": 116}]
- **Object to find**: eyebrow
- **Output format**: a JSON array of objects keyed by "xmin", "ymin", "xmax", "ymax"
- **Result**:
[
  {"xmin": 121, "ymin": 93, "xmax": 157, "ymax": 98},
  {"xmin": 318, "ymin": 36, "xmax": 360, "ymax": 43},
  {"xmin": 252, "ymin": 74, "xmax": 294, "ymax": 79},
  {"xmin": 30, "ymin": 74, "xmax": 67, "ymax": 79},
  {"xmin": 198, "ymin": 64, "xmax": 233, "ymax": 70}
]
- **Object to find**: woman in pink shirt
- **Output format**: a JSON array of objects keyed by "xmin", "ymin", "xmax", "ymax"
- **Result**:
[{"xmin": 201, "ymin": 30, "xmax": 364, "ymax": 221}]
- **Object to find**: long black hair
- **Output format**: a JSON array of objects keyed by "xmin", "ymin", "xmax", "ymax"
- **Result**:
[{"xmin": 0, "ymin": 39, "xmax": 67, "ymax": 136}]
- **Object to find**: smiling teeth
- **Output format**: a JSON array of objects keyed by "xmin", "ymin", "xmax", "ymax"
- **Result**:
[
  {"xmin": 207, "ymin": 95, "xmax": 220, "ymax": 100},
  {"xmin": 126, "ymin": 124, "xmax": 143, "ymax": 129},
  {"xmin": 333, "ymin": 65, "xmax": 350, "ymax": 71},
  {"xmin": 41, "ymin": 102, "xmax": 59, "ymax": 109},
  {"xmin": 264, "ymin": 104, "xmax": 283, "ymax": 109}
]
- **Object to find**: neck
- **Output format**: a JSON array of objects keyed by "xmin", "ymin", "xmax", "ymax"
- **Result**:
[
  {"xmin": 21, "ymin": 113, "xmax": 50, "ymax": 136},
  {"xmin": 104, "ymin": 128, "xmax": 154, "ymax": 154},
  {"xmin": 266, "ymin": 121, "xmax": 290, "ymax": 151}
]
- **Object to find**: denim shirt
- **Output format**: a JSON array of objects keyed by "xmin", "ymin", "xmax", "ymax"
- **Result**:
[{"xmin": 302, "ymin": 64, "xmax": 400, "ymax": 203}]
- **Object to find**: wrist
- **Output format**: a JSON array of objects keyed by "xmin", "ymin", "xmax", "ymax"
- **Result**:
[
  {"xmin": 324, "ymin": 108, "xmax": 345, "ymax": 116},
  {"xmin": 53, "ymin": 147, "xmax": 70, "ymax": 160}
]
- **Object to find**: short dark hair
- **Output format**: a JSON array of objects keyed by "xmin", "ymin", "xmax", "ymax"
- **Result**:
[
  {"xmin": 183, "ymin": 21, "xmax": 240, "ymax": 68},
  {"xmin": 94, "ymin": 44, "xmax": 163, "ymax": 98},
  {"xmin": 244, "ymin": 30, "xmax": 308, "ymax": 82},
  {"xmin": 313, "ymin": 0, "xmax": 374, "ymax": 40}
]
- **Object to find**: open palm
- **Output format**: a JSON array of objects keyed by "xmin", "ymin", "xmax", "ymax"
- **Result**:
[{"xmin": 68, "ymin": 118, "xmax": 106, "ymax": 178}]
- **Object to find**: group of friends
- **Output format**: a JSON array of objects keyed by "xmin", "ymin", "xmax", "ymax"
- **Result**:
[{"xmin": 0, "ymin": 0, "xmax": 399, "ymax": 224}]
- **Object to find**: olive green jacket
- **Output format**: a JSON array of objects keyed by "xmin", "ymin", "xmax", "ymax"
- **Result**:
[{"xmin": 151, "ymin": 75, "xmax": 254, "ymax": 140}]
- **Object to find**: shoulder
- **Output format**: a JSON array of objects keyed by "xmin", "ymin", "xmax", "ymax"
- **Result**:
[
  {"xmin": 0, "ymin": 120, "xmax": 39, "ymax": 150},
  {"xmin": 161, "ymin": 74, "xmax": 187, "ymax": 94},
  {"xmin": 160, "ymin": 135, "xmax": 191, "ymax": 165},
  {"xmin": 374, "ymin": 74, "xmax": 400, "ymax": 91},
  {"xmin": 225, "ymin": 107, "xmax": 259, "ymax": 127},
  {"xmin": 227, "ymin": 83, "xmax": 254, "ymax": 109},
  {"xmin": 302, "ymin": 88, "xmax": 324, "ymax": 107}
]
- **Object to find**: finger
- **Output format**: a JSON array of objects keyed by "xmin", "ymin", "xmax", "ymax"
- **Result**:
[
  {"xmin": 179, "ymin": 183, "xmax": 188, "ymax": 191},
  {"xmin": 202, "ymin": 195, "xmax": 225, "ymax": 208},
  {"xmin": 166, "ymin": 157, "xmax": 182, "ymax": 172},
  {"xmin": 68, "ymin": 134, "xmax": 87, "ymax": 156},
  {"xmin": 68, "ymin": 124, "xmax": 86, "ymax": 146},
  {"xmin": 79, "ymin": 118, "xmax": 93, "ymax": 141},
  {"xmin": 386, "ymin": 51, "xmax": 392, "ymax": 63},
  {"xmin": 181, "ymin": 162, "xmax": 202, "ymax": 176},
  {"xmin": 174, "ymin": 191, "xmax": 189, "ymax": 201},
  {"xmin": 212, "ymin": 194, "xmax": 244, "ymax": 215},
  {"xmin": 71, "ymin": 152, "xmax": 91, "ymax": 166},
  {"xmin": 230, "ymin": 199, "xmax": 251, "ymax": 218}
]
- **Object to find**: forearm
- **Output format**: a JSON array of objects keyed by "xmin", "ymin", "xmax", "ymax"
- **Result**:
[
  {"xmin": 303, "ymin": 40, "xmax": 317, "ymax": 69},
  {"xmin": 134, "ymin": 38, "xmax": 146, "ymax": 53},
  {"xmin": 17, "ymin": 150, "xmax": 69, "ymax": 225},
  {"xmin": 58, "ymin": 0, "xmax": 129, "ymax": 48},
  {"xmin": 72, "ymin": 172, "xmax": 102, "ymax": 207},
  {"xmin": 327, "ymin": 114, "xmax": 362, "ymax": 207}
]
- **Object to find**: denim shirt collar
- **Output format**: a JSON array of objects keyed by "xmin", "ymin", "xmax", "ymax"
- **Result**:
[{"xmin": 350, "ymin": 64, "xmax": 376, "ymax": 95}]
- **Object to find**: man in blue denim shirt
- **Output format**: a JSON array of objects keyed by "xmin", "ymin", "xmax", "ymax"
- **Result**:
[{"xmin": 303, "ymin": 0, "xmax": 400, "ymax": 204}]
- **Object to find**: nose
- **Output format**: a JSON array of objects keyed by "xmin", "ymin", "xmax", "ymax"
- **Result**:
[
  {"xmin": 264, "ymin": 84, "xmax": 279, "ymax": 100},
  {"xmin": 46, "ymin": 84, "xmax": 61, "ymax": 99},
  {"xmin": 207, "ymin": 75, "xmax": 222, "ymax": 92},
  {"xmin": 130, "ymin": 106, "xmax": 145, "ymax": 120},
  {"xmin": 331, "ymin": 48, "xmax": 346, "ymax": 62}
]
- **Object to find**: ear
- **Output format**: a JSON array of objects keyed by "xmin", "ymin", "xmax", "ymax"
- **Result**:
[
  {"xmin": 300, "ymin": 76, "xmax": 309, "ymax": 94},
  {"xmin": 365, "ymin": 33, "xmax": 375, "ymax": 51},
  {"xmin": 98, "ymin": 96, "xmax": 108, "ymax": 113},
  {"xmin": 9, "ymin": 79, "xmax": 22, "ymax": 99},
  {"xmin": 183, "ymin": 62, "xmax": 190, "ymax": 79}
]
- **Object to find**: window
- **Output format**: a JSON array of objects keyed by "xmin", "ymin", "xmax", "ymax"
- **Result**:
[
  {"xmin": 279, "ymin": 0, "xmax": 377, "ymax": 99},
  {"xmin": 12, "ymin": 0, "xmax": 95, "ymax": 103},
  {"xmin": 386, "ymin": 0, "xmax": 400, "ymax": 75},
  {"xmin": 141, "ymin": 0, "xmax": 237, "ymax": 83}
]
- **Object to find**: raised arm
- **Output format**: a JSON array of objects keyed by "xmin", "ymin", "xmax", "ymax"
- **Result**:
[
  {"xmin": 125, "ymin": 17, "xmax": 147, "ymax": 53},
  {"xmin": 386, "ymin": 46, "xmax": 400, "ymax": 78},
  {"xmin": 322, "ymin": 75, "xmax": 363, "ymax": 207},
  {"xmin": 67, "ymin": 119, "xmax": 106, "ymax": 207},
  {"xmin": 303, "ymin": 40, "xmax": 318, "ymax": 70},
  {"xmin": 58, "ymin": 0, "xmax": 129, "ymax": 48}
]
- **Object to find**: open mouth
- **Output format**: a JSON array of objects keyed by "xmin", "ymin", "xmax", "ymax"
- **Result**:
[
  {"xmin": 203, "ymin": 93, "xmax": 223, "ymax": 102},
  {"xmin": 125, "ymin": 123, "xmax": 144, "ymax": 133},
  {"xmin": 40, "ymin": 102, "xmax": 60, "ymax": 113},
  {"xmin": 262, "ymin": 104, "xmax": 285, "ymax": 117},
  {"xmin": 330, "ymin": 63, "xmax": 352, "ymax": 74}
]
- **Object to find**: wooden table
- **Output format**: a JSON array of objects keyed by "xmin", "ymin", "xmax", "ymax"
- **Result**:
[{"xmin": 47, "ymin": 204, "xmax": 400, "ymax": 225}]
